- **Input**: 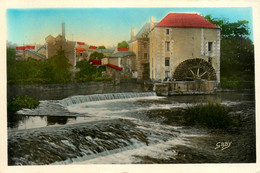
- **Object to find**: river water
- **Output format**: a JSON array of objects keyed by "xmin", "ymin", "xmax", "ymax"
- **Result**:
[{"xmin": 8, "ymin": 91, "xmax": 255, "ymax": 165}]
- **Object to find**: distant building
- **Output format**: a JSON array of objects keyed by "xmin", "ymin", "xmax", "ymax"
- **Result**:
[
  {"xmin": 106, "ymin": 63, "xmax": 122, "ymax": 84},
  {"xmin": 129, "ymin": 17, "xmax": 158, "ymax": 81},
  {"xmin": 104, "ymin": 51, "xmax": 136, "ymax": 79},
  {"xmin": 18, "ymin": 23, "xmax": 77, "ymax": 70},
  {"xmin": 99, "ymin": 49, "xmax": 114, "ymax": 57},
  {"xmin": 45, "ymin": 35, "xmax": 76, "ymax": 68}
]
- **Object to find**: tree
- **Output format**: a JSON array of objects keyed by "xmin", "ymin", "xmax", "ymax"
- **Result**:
[
  {"xmin": 98, "ymin": 46, "xmax": 106, "ymax": 49},
  {"xmin": 89, "ymin": 51, "xmax": 104, "ymax": 59},
  {"xmin": 45, "ymin": 49, "xmax": 72, "ymax": 83},
  {"xmin": 76, "ymin": 59, "xmax": 97, "ymax": 80},
  {"xmin": 204, "ymin": 15, "xmax": 250, "ymax": 38},
  {"xmin": 221, "ymin": 37, "xmax": 254, "ymax": 78},
  {"xmin": 204, "ymin": 15, "xmax": 254, "ymax": 88},
  {"xmin": 7, "ymin": 48, "xmax": 17, "ymax": 81},
  {"xmin": 7, "ymin": 48, "xmax": 50, "ymax": 84},
  {"xmin": 117, "ymin": 41, "xmax": 128, "ymax": 48}
]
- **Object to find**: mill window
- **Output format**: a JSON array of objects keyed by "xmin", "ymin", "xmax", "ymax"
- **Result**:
[
  {"xmin": 144, "ymin": 53, "xmax": 148, "ymax": 60},
  {"xmin": 165, "ymin": 57, "xmax": 170, "ymax": 66},
  {"xmin": 165, "ymin": 41, "xmax": 170, "ymax": 52},
  {"xmin": 166, "ymin": 29, "xmax": 169, "ymax": 35},
  {"xmin": 208, "ymin": 42, "xmax": 213, "ymax": 52}
]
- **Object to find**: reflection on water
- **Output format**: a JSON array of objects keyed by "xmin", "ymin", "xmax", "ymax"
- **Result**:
[
  {"xmin": 47, "ymin": 116, "xmax": 75, "ymax": 125},
  {"xmin": 8, "ymin": 114, "xmax": 78, "ymax": 131}
]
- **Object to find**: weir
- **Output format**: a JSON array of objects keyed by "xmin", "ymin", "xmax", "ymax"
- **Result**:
[{"xmin": 59, "ymin": 92, "xmax": 157, "ymax": 107}]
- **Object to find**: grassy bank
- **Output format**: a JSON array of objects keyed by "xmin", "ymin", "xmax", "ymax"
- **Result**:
[
  {"xmin": 8, "ymin": 96, "xmax": 39, "ymax": 113},
  {"xmin": 221, "ymin": 77, "xmax": 254, "ymax": 90},
  {"xmin": 184, "ymin": 102, "xmax": 234, "ymax": 129}
]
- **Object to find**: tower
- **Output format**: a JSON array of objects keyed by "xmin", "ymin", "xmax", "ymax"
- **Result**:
[
  {"xmin": 131, "ymin": 28, "xmax": 135, "ymax": 40},
  {"xmin": 62, "ymin": 22, "xmax": 66, "ymax": 41}
]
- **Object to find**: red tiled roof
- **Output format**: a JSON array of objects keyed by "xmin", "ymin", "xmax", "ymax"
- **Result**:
[
  {"xmin": 76, "ymin": 48, "xmax": 86, "ymax": 52},
  {"xmin": 89, "ymin": 46, "xmax": 98, "ymax": 49},
  {"xmin": 89, "ymin": 59, "xmax": 101, "ymax": 65},
  {"xmin": 118, "ymin": 48, "xmax": 129, "ymax": 51},
  {"xmin": 16, "ymin": 46, "xmax": 26, "ymax": 50},
  {"xmin": 16, "ymin": 45, "xmax": 35, "ymax": 50},
  {"xmin": 156, "ymin": 13, "xmax": 219, "ymax": 29},
  {"xmin": 77, "ymin": 42, "xmax": 85, "ymax": 45},
  {"xmin": 107, "ymin": 63, "xmax": 122, "ymax": 71},
  {"xmin": 25, "ymin": 45, "xmax": 35, "ymax": 49}
]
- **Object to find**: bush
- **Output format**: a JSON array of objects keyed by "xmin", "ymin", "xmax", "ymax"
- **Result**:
[
  {"xmin": 7, "ymin": 78, "xmax": 53, "ymax": 85},
  {"xmin": 76, "ymin": 77, "xmax": 112, "ymax": 82},
  {"xmin": 92, "ymin": 77, "xmax": 112, "ymax": 82},
  {"xmin": 8, "ymin": 96, "xmax": 40, "ymax": 112},
  {"xmin": 184, "ymin": 102, "xmax": 234, "ymax": 129},
  {"xmin": 221, "ymin": 77, "xmax": 254, "ymax": 89}
]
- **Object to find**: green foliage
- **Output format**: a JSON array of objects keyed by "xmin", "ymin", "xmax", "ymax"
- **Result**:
[
  {"xmin": 7, "ymin": 48, "xmax": 17, "ymax": 81},
  {"xmin": 221, "ymin": 37, "xmax": 254, "ymax": 76},
  {"xmin": 184, "ymin": 102, "xmax": 234, "ymax": 129},
  {"xmin": 221, "ymin": 77, "xmax": 254, "ymax": 90},
  {"xmin": 7, "ymin": 78, "xmax": 52, "ymax": 85},
  {"xmin": 75, "ymin": 59, "xmax": 106, "ymax": 82},
  {"xmin": 76, "ymin": 77, "xmax": 112, "ymax": 82},
  {"xmin": 8, "ymin": 96, "xmax": 39, "ymax": 112},
  {"xmin": 220, "ymin": 37, "xmax": 254, "ymax": 89},
  {"xmin": 117, "ymin": 41, "xmax": 129, "ymax": 48},
  {"xmin": 92, "ymin": 77, "xmax": 112, "ymax": 81},
  {"xmin": 7, "ymin": 48, "xmax": 72, "ymax": 84},
  {"xmin": 45, "ymin": 49, "xmax": 72, "ymax": 83},
  {"xmin": 204, "ymin": 15, "xmax": 254, "ymax": 89},
  {"xmin": 89, "ymin": 51, "xmax": 104, "ymax": 59},
  {"xmin": 7, "ymin": 56, "xmax": 51, "ymax": 84},
  {"xmin": 204, "ymin": 15, "xmax": 250, "ymax": 38},
  {"xmin": 98, "ymin": 46, "xmax": 106, "ymax": 49}
]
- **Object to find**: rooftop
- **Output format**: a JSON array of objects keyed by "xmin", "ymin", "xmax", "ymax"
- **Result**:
[
  {"xmin": 25, "ymin": 49, "xmax": 46, "ymax": 61},
  {"xmin": 107, "ymin": 63, "xmax": 122, "ymax": 71},
  {"xmin": 156, "ymin": 13, "xmax": 219, "ymax": 29},
  {"xmin": 129, "ymin": 22, "xmax": 159, "ymax": 43},
  {"xmin": 108, "ymin": 51, "xmax": 135, "ymax": 58}
]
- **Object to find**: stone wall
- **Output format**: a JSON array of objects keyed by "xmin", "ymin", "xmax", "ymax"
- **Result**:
[
  {"xmin": 144, "ymin": 81, "xmax": 217, "ymax": 96},
  {"xmin": 7, "ymin": 82, "xmax": 145, "ymax": 100},
  {"xmin": 106, "ymin": 66, "xmax": 121, "ymax": 84}
]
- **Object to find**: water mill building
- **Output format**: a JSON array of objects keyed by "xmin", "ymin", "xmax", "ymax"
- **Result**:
[{"xmin": 149, "ymin": 13, "xmax": 220, "ymax": 85}]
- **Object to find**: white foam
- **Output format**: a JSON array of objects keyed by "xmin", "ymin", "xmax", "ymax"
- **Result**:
[{"xmin": 71, "ymin": 137, "xmax": 189, "ymax": 164}]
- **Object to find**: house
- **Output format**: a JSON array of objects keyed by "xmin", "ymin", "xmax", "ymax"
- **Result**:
[
  {"xmin": 75, "ymin": 42, "xmax": 89, "ymax": 61},
  {"xmin": 129, "ymin": 17, "xmax": 158, "ymax": 81},
  {"xmin": 16, "ymin": 45, "xmax": 46, "ymax": 61},
  {"xmin": 99, "ymin": 48, "xmax": 114, "ymax": 57},
  {"xmin": 106, "ymin": 63, "xmax": 122, "ymax": 84},
  {"xmin": 148, "ymin": 13, "xmax": 220, "ymax": 85},
  {"xmin": 104, "ymin": 51, "xmax": 136, "ymax": 79}
]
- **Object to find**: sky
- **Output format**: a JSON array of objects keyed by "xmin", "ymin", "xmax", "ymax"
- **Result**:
[{"xmin": 7, "ymin": 7, "xmax": 253, "ymax": 47}]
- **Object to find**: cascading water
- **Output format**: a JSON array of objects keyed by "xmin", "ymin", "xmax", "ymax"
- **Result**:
[
  {"xmin": 59, "ymin": 92, "xmax": 157, "ymax": 107},
  {"xmin": 16, "ymin": 92, "xmax": 157, "ymax": 116},
  {"xmin": 8, "ymin": 91, "xmax": 255, "ymax": 165}
]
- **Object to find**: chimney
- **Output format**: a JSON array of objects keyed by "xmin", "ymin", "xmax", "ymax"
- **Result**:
[
  {"xmin": 131, "ymin": 28, "xmax": 135, "ymax": 40},
  {"xmin": 150, "ymin": 16, "xmax": 155, "ymax": 31},
  {"xmin": 62, "ymin": 22, "xmax": 65, "ymax": 41}
]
